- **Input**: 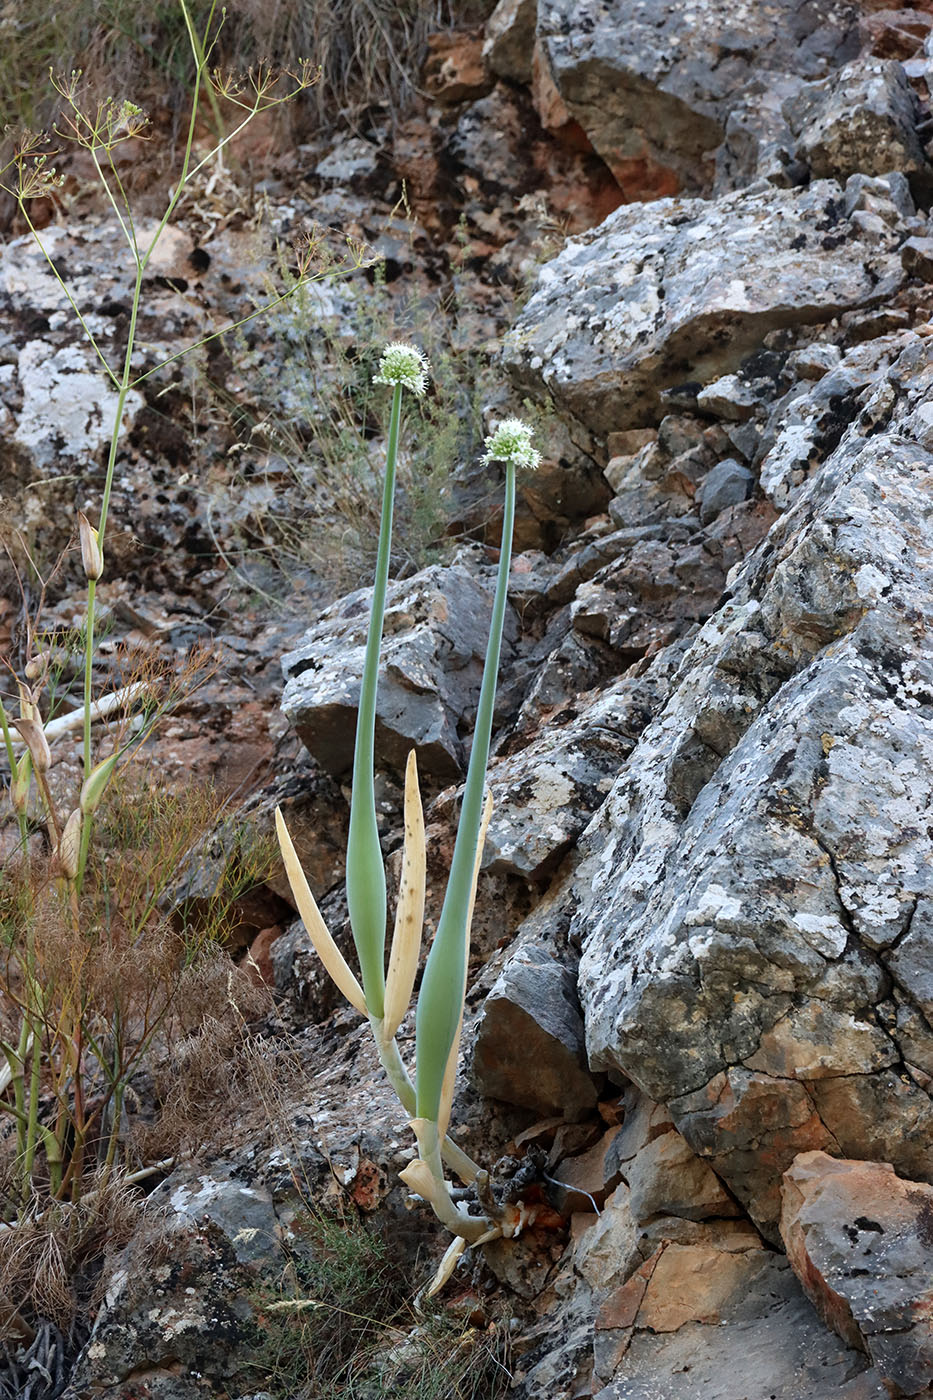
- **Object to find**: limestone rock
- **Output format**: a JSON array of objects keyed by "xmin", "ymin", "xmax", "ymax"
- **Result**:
[
  {"xmin": 901, "ymin": 235, "xmax": 933, "ymax": 280},
  {"xmin": 503, "ymin": 180, "xmax": 903, "ymax": 445},
  {"xmin": 625, "ymin": 1129, "xmax": 739, "ymax": 1224},
  {"xmin": 845, "ymin": 171, "xmax": 915, "ymax": 226},
  {"xmin": 471, "ymin": 938, "xmax": 598, "ymax": 1119},
  {"xmin": 712, "ymin": 79, "xmax": 806, "ymax": 194},
  {"xmin": 756, "ymin": 331, "xmax": 915, "ymax": 508},
  {"xmin": 536, "ymin": 0, "xmax": 860, "ymax": 198},
  {"xmin": 423, "ymin": 28, "xmax": 491, "ymax": 104},
  {"xmin": 781, "ymin": 1152, "xmax": 933, "ymax": 1397},
  {"xmin": 785, "ymin": 58, "xmax": 932, "ymax": 194},
  {"xmin": 482, "ymin": 0, "xmax": 537, "ymax": 84},
  {"xmin": 478, "ymin": 727, "xmax": 626, "ymax": 878},
  {"xmin": 590, "ymin": 1254, "xmax": 889, "ymax": 1400},
  {"xmin": 696, "ymin": 375, "xmax": 762, "ymax": 422},
  {"xmin": 565, "ymin": 1191, "xmax": 885, "ymax": 1399},
  {"xmin": 695, "ymin": 459, "xmax": 753, "ymax": 525},
  {"xmin": 281, "ymin": 559, "xmax": 517, "ymax": 782},
  {"xmin": 569, "ymin": 522, "xmax": 727, "ymax": 655},
  {"xmin": 553, "ymin": 1085, "xmax": 736, "ymax": 1222},
  {"xmin": 574, "ymin": 426, "xmax": 933, "ymax": 1237},
  {"xmin": 65, "ymin": 1165, "xmax": 279, "ymax": 1398},
  {"xmin": 862, "ymin": 7, "xmax": 933, "ymax": 61}
]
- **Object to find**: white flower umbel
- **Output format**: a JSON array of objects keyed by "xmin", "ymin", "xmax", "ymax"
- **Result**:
[
  {"xmin": 480, "ymin": 417, "xmax": 541, "ymax": 470},
  {"xmin": 372, "ymin": 341, "xmax": 430, "ymax": 397}
]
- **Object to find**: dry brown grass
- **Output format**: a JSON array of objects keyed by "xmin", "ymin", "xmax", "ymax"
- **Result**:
[
  {"xmin": 0, "ymin": 1169, "xmax": 139, "ymax": 1332},
  {"xmin": 0, "ymin": 0, "xmax": 497, "ymax": 139}
]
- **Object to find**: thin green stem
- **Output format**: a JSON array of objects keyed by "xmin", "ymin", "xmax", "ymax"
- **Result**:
[
  {"xmin": 415, "ymin": 461, "xmax": 516, "ymax": 1121},
  {"xmin": 182, "ymin": 0, "xmax": 228, "ymax": 156},
  {"xmin": 129, "ymin": 266, "xmax": 368, "ymax": 389},
  {"xmin": 91, "ymin": 148, "xmax": 135, "ymax": 254},
  {"xmin": 345, "ymin": 383, "xmax": 403, "ymax": 1020},
  {"xmin": 148, "ymin": 0, "xmax": 214, "ymax": 267},
  {"xmin": 17, "ymin": 206, "xmax": 117, "ymax": 386}
]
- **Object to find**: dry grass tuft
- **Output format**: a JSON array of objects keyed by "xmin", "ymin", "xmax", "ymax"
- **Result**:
[{"xmin": 0, "ymin": 1169, "xmax": 140, "ymax": 1332}]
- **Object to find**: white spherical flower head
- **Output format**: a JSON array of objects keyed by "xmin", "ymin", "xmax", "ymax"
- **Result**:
[
  {"xmin": 372, "ymin": 341, "xmax": 430, "ymax": 396},
  {"xmin": 481, "ymin": 417, "xmax": 540, "ymax": 470}
]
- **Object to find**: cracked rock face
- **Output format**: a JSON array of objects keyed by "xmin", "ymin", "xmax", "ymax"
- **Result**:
[
  {"xmin": 573, "ymin": 426, "xmax": 933, "ymax": 1238},
  {"xmin": 503, "ymin": 180, "xmax": 903, "ymax": 445},
  {"xmin": 536, "ymin": 0, "xmax": 860, "ymax": 197}
]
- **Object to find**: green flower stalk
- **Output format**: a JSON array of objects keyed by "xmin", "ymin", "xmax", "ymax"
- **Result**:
[
  {"xmin": 415, "ymin": 418, "xmax": 540, "ymax": 1123},
  {"xmin": 345, "ymin": 343, "xmax": 428, "ymax": 1021}
]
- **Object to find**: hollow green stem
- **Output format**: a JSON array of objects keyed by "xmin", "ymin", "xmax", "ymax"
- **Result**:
[
  {"xmin": 345, "ymin": 383, "xmax": 403, "ymax": 1020},
  {"xmin": 415, "ymin": 460, "xmax": 516, "ymax": 1120}
]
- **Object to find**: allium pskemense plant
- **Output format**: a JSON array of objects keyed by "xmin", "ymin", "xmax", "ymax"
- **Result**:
[{"xmin": 276, "ymin": 347, "xmax": 541, "ymax": 1294}]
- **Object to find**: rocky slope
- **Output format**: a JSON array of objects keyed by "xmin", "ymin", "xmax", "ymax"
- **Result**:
[{"xmin": 2, "ymin": 2, "xmax": 933, "ymax": 1398}]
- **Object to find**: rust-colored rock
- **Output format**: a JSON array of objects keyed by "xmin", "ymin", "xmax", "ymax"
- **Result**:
[
  {"xmin": 781, "ymin": 1151, "xmax": 933, "ymax": 1397},
  {"xmin": 423, "ymin": 29, "xmax": 492, "ymax": 104}
]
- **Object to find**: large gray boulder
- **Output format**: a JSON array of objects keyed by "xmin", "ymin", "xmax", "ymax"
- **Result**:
[
  {"xmin": 503, "ymin": 180, "xmax": 904, "ymax": 449},
  {"xmin": 281, "ymin": 558, "xmax": 518, "ymax": 782},
  {"xmin": 537, "ymin": 0, "xmax": 861, "ymax": 197},
  {"xmin": 572, "ymin": 410, "xmax": 933, "ymax": 1238}
]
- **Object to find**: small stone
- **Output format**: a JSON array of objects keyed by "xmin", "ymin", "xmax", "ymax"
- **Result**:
[
  {"xmin": 471, "ymin": 938, "xmax": 598, "ymax": 1120},
  {"xmin": 482, "ymin": 0, "xmax": 536, "ymax": 83},
  {"xmin": 844, "ymin": 171, "xmax": 915, "ymax": 225},
  {"xmin": 423, "ymin": 28, "xmax": 492, "ymax": 104},
  {"xmin": 900, "ymin": 235, "xmax": 933, "ymax": 280},
  {"xmin": 849, "ymin": 210, "xmax": 894, "ymax": 244},
  {"xmin": 784, "ymin": 342, "xmax": 842, "ymax": 379},
  {"xmin": 696, "ymin": 375, "xmax": 762, "ymax": 422},
  {"xmin": 696, "ymin": 459, "xmax": 754, "ymax": 525},
  {"xmin": 314, "ymin": 136, "xmax": 381, "ymax": 183}
]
